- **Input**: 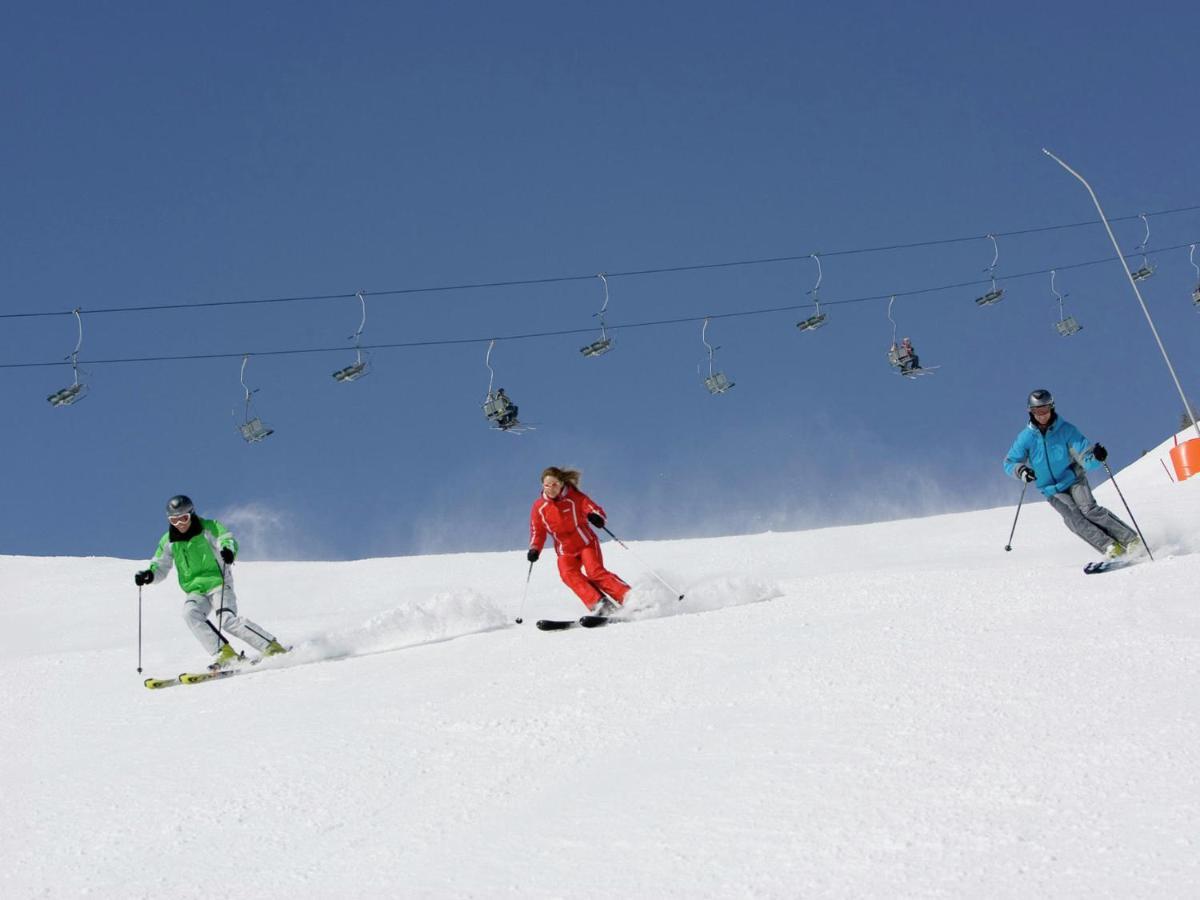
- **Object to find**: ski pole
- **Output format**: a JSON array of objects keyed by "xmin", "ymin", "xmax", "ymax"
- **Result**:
[
  {"xmin": 217, "ymin": 561, "xmax": 227, "ymax": 644},
  {"xmin": 1004, "ymin": 481, "xmax": 1029, "ymax": 552},
  {"xmin": 515, "ymin": 560, "xmax": 534, "ymax": 625},
  {"xmin": 600, "ymin": 525, "xmax": 685, "ymax": 601},
  {"xmin": 1102, "ymin": 460, "xmax": 1154, "ymax": 560},
  {"xmin": 137, "ymin": 584, "xmax": 143, "ymax": 673}
]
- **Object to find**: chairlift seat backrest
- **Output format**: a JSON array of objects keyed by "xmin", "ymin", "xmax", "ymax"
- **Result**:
[
  {"xmin": 796, "ymin": 314, "xmax": 828, "ymax": 332},
  {"xmin": 1054, "ymin": 316, "xmax": 1082, "ymax": 336},
  {"xmin": 704, "ymin": 372, "xmax": 734, "ymax": 394},
  {"xmin": 333, "ymin": 361, "xmax": 368, "ymax": 382},
  {"xmin": 47, "ymin": 383, "xmax": 86, "ymax": 407},
  {"xmin": 580, "ymin": 338, "xmax": 613, "ymax": 358},
  {"xmin": 1191, "ymin": 284, "xmax": 1200, "ymax": 306},
  {"xmin": 1130, "ymin": 265, "xmax": 1154, "ymax": 282},
  {"xmin": 483, "ymin": 393, "xmax": 516, "ymax": 420},
  {"xmin": 975, "ymin": 288, "xmax": 1005, "ymax": 306},
  {"xmin": 239, "ymin": 417, "xmax": 274, "ymax": 443}
]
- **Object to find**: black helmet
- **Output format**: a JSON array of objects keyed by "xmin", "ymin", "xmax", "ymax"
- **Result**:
[
  {"xmin": 166, "ymin": 495, "xmax": 195, "ymax": 517},
  {"xmin": 1027, "ymin": 389, "xmax": 1054, "ymax": 410}
]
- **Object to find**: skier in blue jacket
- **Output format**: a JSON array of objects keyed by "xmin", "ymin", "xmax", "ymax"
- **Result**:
[{"xmin": 1004, "ymin": 389, "xmax": 1138, "ymax": 558}]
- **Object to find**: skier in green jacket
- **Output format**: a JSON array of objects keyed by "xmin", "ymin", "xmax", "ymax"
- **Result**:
[{"xmin": 135, "ymin": 495, "xmax": 287, "ymax": 670}]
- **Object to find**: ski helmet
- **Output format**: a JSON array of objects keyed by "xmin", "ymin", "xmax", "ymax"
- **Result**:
[
  {"xmin": 166, "ymin": 495, "xmax": 195, "ymax": 518},
  {"xmin": 1027, "ymin": 389, "xmax": 1054, "ymax": 410}
]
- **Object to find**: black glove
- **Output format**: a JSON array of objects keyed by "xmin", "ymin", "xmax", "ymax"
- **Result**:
[
  {"xmin": 1092, "ymin": 443, "xmax": 1108, "ymax": 462},
  {"xmin": 586, "ymin": 512, "xmax": 605, "ymax": 529},
  {"xmin": 1016, "ymin": 464, "xmax": 1037, "ymax": 483},
  {"xmin": 220, "ymin": 547, "xmax": 236, "ymax": 565},
  {"xmin": 134, "ymin": 570, "xmax": 153, "ymax": 586},
  {"xmin": 526, "ymin": 548, "xmax": 540, "ymax": 563}
]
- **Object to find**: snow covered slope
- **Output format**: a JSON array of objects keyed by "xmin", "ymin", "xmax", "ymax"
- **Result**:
[{"xmin": 2, "ymin": 431, "xmax": 1198, "ymax": 898}]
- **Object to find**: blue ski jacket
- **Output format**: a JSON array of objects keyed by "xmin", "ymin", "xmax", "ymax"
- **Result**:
[{"xmin": 1004, "ymin": 414, "xmax": 1101, "ymax": 498}]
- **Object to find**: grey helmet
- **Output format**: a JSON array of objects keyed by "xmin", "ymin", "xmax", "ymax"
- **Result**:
[
  {"xmin": 1027, "ymin": 389, "xmax": 1054, "ymax": 410},
  {"xmin": 166, "ymin": 494, "xmax": 195, "ymax": 518}
]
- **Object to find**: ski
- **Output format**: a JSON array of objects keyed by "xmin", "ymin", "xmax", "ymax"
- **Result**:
[
  {"xmin": 143, "ymin": 675, "xmax": 183, "ymax": 690},
  {"xmin": 1083, "ymin": 558, "xmax": 1140, "ymax": 574},
  {"xmin": 535, "ymin": 619, "xmax": 577, "ymax": 631},
  {"xmin": 536, "ymin": 615, "xmax": 625, "ymax": 631},
  {"xmin": 179, "ymin": 668, "xmax": 242, "ymax": 685}
]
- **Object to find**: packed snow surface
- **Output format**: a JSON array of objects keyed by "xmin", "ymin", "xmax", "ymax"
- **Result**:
[{"xmin": 3, "ymin": 431, "xmax": 1199, "ymax": 898}]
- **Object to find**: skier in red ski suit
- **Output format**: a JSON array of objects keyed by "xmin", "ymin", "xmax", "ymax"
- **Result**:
[{"xmin": 527, "ymin": 467, "xmax": 630, "ymax": 611}]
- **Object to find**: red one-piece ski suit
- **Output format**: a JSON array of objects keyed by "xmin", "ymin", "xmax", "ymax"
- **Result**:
[{"xmin": 529, "ymin": 484, "xmax": 630, "ymax": 610}]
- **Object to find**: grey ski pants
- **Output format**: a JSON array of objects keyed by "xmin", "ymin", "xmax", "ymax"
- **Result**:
[
  {"xmin": 1046, "ymin": 478, "xmax": 1137, "ymax": 553},
  {"xmin": 182, "ymin": 585, "xmax": 277, "ymax": 655}
]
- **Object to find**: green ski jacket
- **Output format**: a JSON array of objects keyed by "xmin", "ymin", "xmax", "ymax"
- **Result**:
[{"xmin": 148, "ymin": 516, "xmax": 238, "ymax": 595}]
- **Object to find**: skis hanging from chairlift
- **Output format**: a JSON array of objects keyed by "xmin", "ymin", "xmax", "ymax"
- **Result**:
[
  {"xmin": 699, "ymin": 317, "xmax": 735, "ymax": 394},
  {"xmin": 580, "ymin": 273, "xmax": 614, "ymax": 358},
  {"xmin": 795, "ymin": 253, "xmax": 829, "ymax": 332},
  {"xmin": 482, "ymin": 340, "xmax": 531, "ymax": 433},
  {"xmin": 974, "ymin": 233, "xmax": 1005, "ymax": 306},
  {"xmin": 1129, "ymin": 213, "xmax": 1155, "ymax": 282},
  {"xmin": 886, "ymin": 296, "xmax": 938, "ymax": 378},
  {"xmin": 47, "ymin": 308, "xmax": 88, "ymax": 407},
  {"xmin": 332, "ymin": 290, "xmax": 370, "ymax": 382},
  {"xmin": 1186, "ymin": 241, "xmax": 1200, "ymax": 305},
  {"xmin": 234, "ymin": 355, "xmax": 274, "ymax": 443},
  {"xmin": 1050, "ymin": 269, "xmax": 1082, "ymax": 336}
]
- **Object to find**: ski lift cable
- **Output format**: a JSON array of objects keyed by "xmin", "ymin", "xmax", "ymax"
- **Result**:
[
  {"xmin": 4, "ymin": 205, "xmax": 1199, "ymax": 320},
  {"xmin": 3, "ymin": 241, "xmax": 1199, "ymax": 371}
]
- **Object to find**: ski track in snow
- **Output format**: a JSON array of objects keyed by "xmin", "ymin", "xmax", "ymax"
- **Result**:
[{"xmin": 2, "ymin": 430, "xmax": 1199, "ymax": 897}]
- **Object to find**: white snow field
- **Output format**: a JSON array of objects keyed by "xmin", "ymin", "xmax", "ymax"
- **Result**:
[{"xmin": 3, "ymin": 431, "xmax": 1198, "ymax": 899}]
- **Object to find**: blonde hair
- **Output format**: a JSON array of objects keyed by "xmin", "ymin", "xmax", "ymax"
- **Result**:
[{"xmin": 541, "ymin": 466, "xmax": 581, "ymax": 487}]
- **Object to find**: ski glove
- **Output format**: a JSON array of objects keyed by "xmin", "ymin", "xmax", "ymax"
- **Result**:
[
  {"xmin": 220, "ymin": 547, "xmax": 236, "ymax": 565},
  {"xmin": 586, "ymin": 512, "xmax": 605, "ymax": 529},
  {"xmin": 526, "ymin": 548, "xmax": 540, "ymax": 562},
  {"xmin": 1016, "ymin": 464, "xmax": 1037, "ymax": 483},
  {"xmin": 134, "ymin": 570, "xmax": 154, "ymax": 586},
  {"xmin": 1091, "ymin": 443, "xmax": 1108, "ymax": 462}
]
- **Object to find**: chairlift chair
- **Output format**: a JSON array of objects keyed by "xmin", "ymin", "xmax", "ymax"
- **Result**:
[
  {"xmin": 1130, "ymin": 213, "xmax": 1155, "ymax": 283},
  {"xmin": 974, "ymin": 234, "xmax": 1005, "ymax": 306},
  {"xmin": 580, "ymin": 274, "xmax": 615, "ymax": 358},
  {"xmin": 1049, "ymin": 271, "xmax": 1082, "ymax": 336},
  {"xmin": 699, "ymin": 318, "xmax": 735, "ymax": 395},
  {"xmin": 482, "ymin": 341, "xmax": 531, "ymax": 432},
  {"xmin": 886, "ymin": 297, "xmax": 937, "ymax": 379},
  {"xmin": 332, "ymin": 291, "xmax": 370, "ymax": 382},
  {"xmin": 1191, "ymin": 246, "xmax": 1200, "ymax": 308},
  {"xmin": 47, "ymin": 309, "xmax": 88, "ymax": 407},
  {"xmin": 234, "ymin": 355, "xmax": 274, "ymax": 444},
  {"xmin": 796, "ymin": 254, "xmax": 829, "ymax": 332}
]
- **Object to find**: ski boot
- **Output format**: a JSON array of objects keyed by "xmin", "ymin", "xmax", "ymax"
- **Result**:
[
  {"xmin": 1103, "ymin": 541, "xmax": 1126, "ymax": 560},
  {"xmin": 263, "ymin": 640, "xmax": 289, "ymax": 657},
  {"xmin": 591, "ymin": 596, "xmax": 618, "ymax": 618},
  {"xmin": 208, "ymin": 643, "xmax": 241, "ymax": 671}
]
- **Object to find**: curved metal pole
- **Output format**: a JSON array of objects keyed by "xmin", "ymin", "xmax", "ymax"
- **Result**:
[
  {"xmin": 887, "ymin": 295, "xmax": 898, "ymax": 346},
  {"xmin": 1050, "ymin": 269, "xmax": 1067, "ymax": 322},
  {"xmin": 69, "ymin": 308, "xmax": 84, "ymax": 384},
  {"xmin": 351, "ymin": 290, "xmax": 368, "ymax": 365},
  {"xmin": 484, "ymin": 339, "xmax": 496, "ymax": 399},
  {"xmin": 701, "ymin": 317, "xmax": 717, "ymax": 377},
  {"xmin": 1189, "ymin": 243, "xmax": 1198, "ymax": 282},
  {"xmin": 984, "ymin": 233, "xmax": 1000, "ymax": 293},
  {"xmin": 809, "ymin": 253, "xmax": 823, "ymax": 315},
  {"xmin": 1043, "ymin": 148, "xmax": 1200, "ymax": 439}
]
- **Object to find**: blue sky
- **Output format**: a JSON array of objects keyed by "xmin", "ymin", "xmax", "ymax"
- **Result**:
[{"xmin": 2, "ymin": 1, "xmax": 1197, "ymax": 560}]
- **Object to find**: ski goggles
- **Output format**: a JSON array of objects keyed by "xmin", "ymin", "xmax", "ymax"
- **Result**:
[{"xmin": 167, "ymin": 513, "xmax": 192, "ymax": 525}]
